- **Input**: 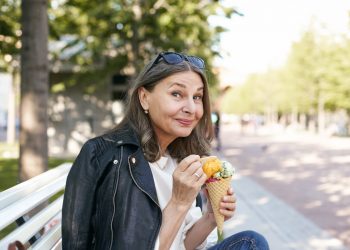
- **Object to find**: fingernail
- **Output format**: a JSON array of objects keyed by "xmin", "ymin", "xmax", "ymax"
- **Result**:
[{"xmin": 223, "ymin": 197, "xmax": 227, "ymax": 201}]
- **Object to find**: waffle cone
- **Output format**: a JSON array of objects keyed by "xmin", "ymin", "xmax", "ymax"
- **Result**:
[{"xmin": 206, "ymin": 177, "xmax": 232, "ymax": 233}]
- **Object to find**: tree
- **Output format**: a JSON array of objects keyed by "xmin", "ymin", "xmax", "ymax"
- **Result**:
[
  {"xmin": 19, "ymin": 0, "xmax": 49, "ymax": 181},
  {"xmin": 323, "ymin": 41, "xmax": 350, "ymax": 112},
  {"xmin": 49, "ymin": 0, "xmax": 234, "ymax": 86},
  {"xmin": 285, "ymin": 30, "xmax": 348, "ymax": 132}
]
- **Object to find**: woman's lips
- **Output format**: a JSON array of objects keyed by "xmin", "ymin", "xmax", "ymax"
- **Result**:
[{"xmin": 177, "ymin": 119, "xmax": 193, "ymax": 126}]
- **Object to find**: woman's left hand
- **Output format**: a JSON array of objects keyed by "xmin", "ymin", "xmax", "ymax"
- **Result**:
[{"xmin": 205, "ymin": 187, "xmax": 236, "ymax": 221}]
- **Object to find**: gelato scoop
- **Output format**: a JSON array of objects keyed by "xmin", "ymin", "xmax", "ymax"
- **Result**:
[{"xmin": 200, "ymin": 156, "xmax": 235, "ymax": 181}]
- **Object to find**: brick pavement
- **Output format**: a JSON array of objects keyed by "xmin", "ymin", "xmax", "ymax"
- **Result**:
[
  {"xmin": 206, "ymin": 125, "xmax": 350, "ymax": 250},
  {"xmin": 206, "ymin": 166, "xmax": 348, "ymax": 249},
  {"xmin": 222, "ymin": 173, "xmax": 347, "ymax": 250}
]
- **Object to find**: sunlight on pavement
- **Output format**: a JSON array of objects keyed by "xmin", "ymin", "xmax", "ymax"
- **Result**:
[
  {"xmin": 260, "ymin": 170, "xmax": 313, "ymax": 183},
  {"xmin": 329, "ymin": 195, "xmax": 341, "ymax": 202},
  {"xmin": 309, "ymin": 237, "xmax": 346, "ymax": 250},
  {"xmin": 223, "ymin": 148, "xmax": 242, "ymax": 157},
  {"xmin": 330, "ymin": 155, "xmax": 350, "ymax": 164},
  {"xmin": 281, "ymin": 158, "xmax": 299, "ymax": 168},
  {"xmin": 260, "ymin": 171, "xmax": 285, "ymax": 181},
  {"xmin": 299, "ymin": 154, "xmax": 325, "ymax": 164},
  {"xmin": 318, "ymin": 176, "xmax": 350, "ymax": 196},
  {"xmin": 336, "ymin": 207, "xmax": 350, "ymax": 217},
  {"xmin": 304, "ymin": 200, "xmax": 322, "ymax": 209}
]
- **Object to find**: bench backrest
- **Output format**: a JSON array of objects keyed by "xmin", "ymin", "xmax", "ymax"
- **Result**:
[{"xmin": 0, "ymin": 163, "xmax": 72, "ymax": 250}]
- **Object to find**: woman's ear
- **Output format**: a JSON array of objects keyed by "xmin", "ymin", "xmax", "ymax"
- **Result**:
[{"xmin": 138, "ymin": 87, "xmax": 149, "ymax": 111}]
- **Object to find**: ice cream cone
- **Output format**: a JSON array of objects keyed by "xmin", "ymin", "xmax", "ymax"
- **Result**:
[{"xmin": 206, "ymin": 177, "xmax": 232, "ymax": 239}]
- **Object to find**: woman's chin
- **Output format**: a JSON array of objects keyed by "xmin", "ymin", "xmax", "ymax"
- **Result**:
[{"xmin": 175, "ymin": 128, "xmax": 194, "ymax": 138}]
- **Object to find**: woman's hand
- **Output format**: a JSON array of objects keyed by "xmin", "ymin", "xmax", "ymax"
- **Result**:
[
  {"xmin": 170, "ymin": 155, "xmax": 207, "ymax": 209},
  {"xmin": 205, "ymin": 187, "xmax": 236, "ymax": 221},
  {"xmin": 159, "ymin": 155, "xmax": 207, "ymax": 249}
]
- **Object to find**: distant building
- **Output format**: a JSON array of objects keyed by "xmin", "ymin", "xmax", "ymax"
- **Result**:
[
  {"xmin": 0, "ymin": 70, "xmax": 130, "ymax": 157},
  {"xmin": 49, "ymin": 71, "xmax": 130, "ymax": 156}
]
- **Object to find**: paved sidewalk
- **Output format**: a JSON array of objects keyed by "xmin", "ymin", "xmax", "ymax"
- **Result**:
[{"xmin": 206, "ymin": 171, "xmax": 349, "ymax": 250}]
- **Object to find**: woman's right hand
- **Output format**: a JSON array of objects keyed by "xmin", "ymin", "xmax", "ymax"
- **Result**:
[{"xmin": 170, "ymin": 155, "xmax": 207, "ymax": 209}]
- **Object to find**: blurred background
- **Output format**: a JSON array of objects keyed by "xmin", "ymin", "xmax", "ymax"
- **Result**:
[{"xmin": 0, "ymin": 0, "xmax": 349, "ymax": 248}]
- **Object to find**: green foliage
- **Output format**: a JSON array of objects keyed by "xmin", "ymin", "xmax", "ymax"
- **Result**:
[
  {"xmin": 286, "ymin": 30, "xmax": 350, "ymax": 113},
  {"xmin": 285, "ymin": 31, "xmax": 322, "ymax": 111},
  {"xmin": 1, "ymin": 0, "xmax": 234, "ymax": 88},
  {"xmin": 222, "ymin": 69, "xmax": 286, "ymax": 114},
  {"xmin": 0, "ymin": 222, "xmax": 16, "ymax": 241},
  {"xmin": 0, "ymin": 158, "xmax": 17, "ymax": 192},
  {"xmin": 0, "ymin": 0, "xmax": 21, "ymax": 71},
  {"xmin": 322, "ymin": 41, "xmax": 350, "ymax": 110},
  {"xmin": 48, "ymin": 0, "xmax": 234, "ymax": 86}
]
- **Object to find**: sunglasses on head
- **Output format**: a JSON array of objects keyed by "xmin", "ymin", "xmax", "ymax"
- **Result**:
[{"xmin": 146, "ymin": 52, "xmax": 205, "ymax": 73}]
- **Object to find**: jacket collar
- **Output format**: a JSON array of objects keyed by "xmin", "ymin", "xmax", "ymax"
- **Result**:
[{"xmin": 102, "ymin": 123, "xmax": 140, "ymax": 147}]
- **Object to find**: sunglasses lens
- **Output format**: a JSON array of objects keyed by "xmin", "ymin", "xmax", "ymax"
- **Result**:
[
  {"xmin": 163, "ymin": 53, "xmax": 183, "ymax": 64},
  {"xmin": 187, "ymin": 56, "xmax": 205, "ymax": 69},
  {"xmin": 147, "ymin": 52, "xmax": 205, "ymax": 73}
]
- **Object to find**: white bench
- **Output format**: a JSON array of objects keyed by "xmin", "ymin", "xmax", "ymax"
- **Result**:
[{"xmin": 0, "ymin": 163, "xmax": 72, "ymax": 250}]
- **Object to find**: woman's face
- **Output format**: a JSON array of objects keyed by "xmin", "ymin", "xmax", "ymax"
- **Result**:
[{"xmin": 139, "ymin": 71, "xmax": 204, "ymax": 149}]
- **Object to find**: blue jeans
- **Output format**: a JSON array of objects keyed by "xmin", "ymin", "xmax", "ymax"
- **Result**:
[{"xmin": 208, "ymin": 230, "xmax": 269, "ymax": 250}]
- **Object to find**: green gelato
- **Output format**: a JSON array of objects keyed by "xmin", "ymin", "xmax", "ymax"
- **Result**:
[{"xmin": 213, "ymin": 161, "xmax": 235, "ymax": 179}]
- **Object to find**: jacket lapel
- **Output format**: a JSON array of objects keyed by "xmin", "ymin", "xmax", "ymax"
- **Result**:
[
  {"xmin": 106, "ymin": 125, "xmax": 160, "ymax": 206},
  {"xmin": 128, "ymin": 149, "xmax": 159, "ymax": 206}
]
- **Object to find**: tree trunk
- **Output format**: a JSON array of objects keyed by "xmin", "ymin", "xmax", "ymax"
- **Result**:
[
  {"xmin": 7, "ymin": 69, "xmax": 18, "ymax": 144},
  {"xmin": 19, "ymin": 0, "xmax": 48, "ymax": 181},
  {"xmin": 317, "ymin": 93, "xmax": 325, "ymax": 135},
  {"xmin": 291, "ymin": 106, "xmax": 298, "ymax": 124}
]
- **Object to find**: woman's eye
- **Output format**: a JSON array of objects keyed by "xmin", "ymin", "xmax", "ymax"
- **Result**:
[
  {"xmin": 171, "ymin": 92, "xmax": 181, "ymax": 98},
  {"xmin": 194, "ymin": 95, "xmax": 203, "ymax": 100}
]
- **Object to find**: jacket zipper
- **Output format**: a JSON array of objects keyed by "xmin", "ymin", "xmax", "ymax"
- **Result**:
[
  {"xmin": 127, "ymin": 155, "xmax": 162, "ymax": 249},
  {"xmin": 109, "ymin": 146, "xmax": 123, "ymax": 250}
]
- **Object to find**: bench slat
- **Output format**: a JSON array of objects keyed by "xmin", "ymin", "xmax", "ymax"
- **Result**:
[
  {"xmin": 32, "ymin": 223, "xmax": 61, "ymax": 250},
  {"xmin": 0, "ymin": 197, "xmax": 63, "ymax": 249},
  {"xmin": 51, "ymin": 239, "xmax": 62, "ymax": 250},
  {"xmin": 0, "ymin": 163, "xmax": 71, "ymax": 210},
  {"xmin": 0, "ymin": 175, "xmax": 67, "ymax": 230},
  {"xmin": 0, "ymin": 163, "xmax": 72, "ymax": 249}
]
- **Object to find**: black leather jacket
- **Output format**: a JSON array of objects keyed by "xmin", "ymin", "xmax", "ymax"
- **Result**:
[{"xmin": 62, "ymin": 125, "xmax": 201, "ymax": 250}]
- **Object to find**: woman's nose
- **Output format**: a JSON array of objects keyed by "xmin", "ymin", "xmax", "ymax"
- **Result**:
[{"xmin": 182, "ymin": 98, "xmax": 196, "ymax": 114}]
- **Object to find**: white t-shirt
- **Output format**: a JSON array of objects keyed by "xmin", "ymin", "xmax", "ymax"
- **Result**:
[{"xmin": 149, "ymin": 155, "xmax": 207, "ymax": 250}]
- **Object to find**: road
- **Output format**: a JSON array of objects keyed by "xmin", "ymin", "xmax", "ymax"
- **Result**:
[{"xmin": 219, "ymin": 123, "xmax": 350, "ymax": 248}]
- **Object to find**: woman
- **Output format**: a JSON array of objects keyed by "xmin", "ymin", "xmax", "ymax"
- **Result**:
[{"xmin": 62, "ymin": 52, "xmax": 269, "ymax": 250}]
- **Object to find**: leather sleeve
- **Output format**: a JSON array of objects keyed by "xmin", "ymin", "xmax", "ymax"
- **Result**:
[{"xmin": 62, "ymin": 140, "xmax": 99, "ymax": 250}]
